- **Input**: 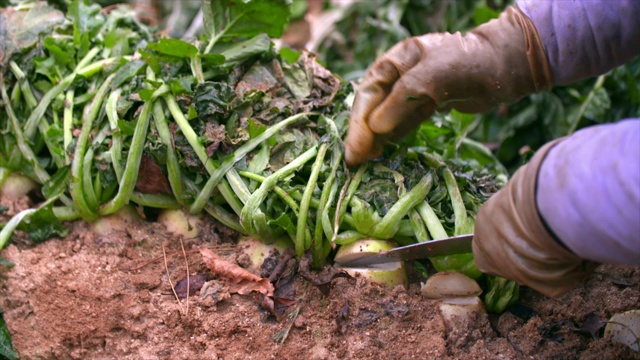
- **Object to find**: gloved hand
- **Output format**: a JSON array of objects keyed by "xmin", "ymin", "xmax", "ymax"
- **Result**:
[
  {"xmin": 472, "ymin": 140, "xmax": 597, "ymax": 298},
  {"xmin": 345, "ymin": 6, "xmax": 552, "ymax": 166}
]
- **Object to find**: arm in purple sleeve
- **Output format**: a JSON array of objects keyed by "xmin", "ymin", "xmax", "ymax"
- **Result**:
[
  {"xmin": 517, "ymin": 0, "xmax": 640, "ymax": 86},
  {"xmin": 536, "ymin": 119, "xmax": 640, "ymax": 264}
]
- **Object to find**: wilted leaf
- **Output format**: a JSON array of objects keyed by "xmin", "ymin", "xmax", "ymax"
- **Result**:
[{"xmin": 200, "ymin": 248, "xmax": 274, "ymax": 297}]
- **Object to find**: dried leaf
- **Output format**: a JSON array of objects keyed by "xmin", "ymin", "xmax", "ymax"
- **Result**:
[
  {"xmin": 135, "ymin": 155, "xmax": 172, "ymax": 194},
  {"xmin": 273, "ymin": 257, "xmax": 298, "ymax": 316},
  {"xmin": 298, "ymin": 253, "xmax": 353, "ymax": 296},
  {"xmin": 570, "ymin": 312, "xmax": 605, "ymax": 339},
  {"xmin": 336, "ymin": 299, "xmax": 350, "ymax": 335},
  {"xmin": 354, "ymin": 308, "xmax": 382, "ymax": 327},
  {"xmin": 200, "ymin": 248, "xmax": 274, "ymax": 297},
  {"xmin": 174, "ymin": 274, "xmax": 208, "ymax": 299}
]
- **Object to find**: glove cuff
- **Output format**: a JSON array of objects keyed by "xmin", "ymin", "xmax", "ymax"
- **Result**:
[
  {"xmin": 511, "ymin": 6, "xmax": 553, "ymax": 92},
  {"xmin": 474, "ymin": 139, "xmax": 596, "ymax": 298}
]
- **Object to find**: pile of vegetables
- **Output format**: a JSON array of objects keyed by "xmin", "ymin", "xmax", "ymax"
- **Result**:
[{"xmin": 0, "ymin": 0, "xmax": 517, "ymax": 313}]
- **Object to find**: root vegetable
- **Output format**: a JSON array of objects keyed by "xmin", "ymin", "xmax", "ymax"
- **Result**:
[
  {"xmin": 604, "ymin": 309, "xmax": 640, "ymax": 352},
  {"xmin": 334, "ymin": 239, "xmax": 408, "ymax": 288},
  {"xmin": 157, "ymin": 209, "xmax": 204, "ymax": 239},
  {"xmin": 0, "ymin": 173, "xmax": 38, "ymax": 200},
  {"xmin": 91, "ymin": 205, "xmax": 141, "ymax": 236},
  {"xmin": 421, "ymin": 271, "xmax": 485, "ymax": 331}
]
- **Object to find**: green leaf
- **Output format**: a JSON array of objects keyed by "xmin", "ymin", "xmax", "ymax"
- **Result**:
[
  {"xmin": 219, "ymin": 34, "xmax": 272, "ymax": 65},
  {"xmin": 139, "ymin": 48, "xmax": 160, "ymax": 74},
  {"xmin": 138, "ymin": 89, "xmax": 155, "ymax": 101},
  {"xmin": 0, "ymin": 309, "xmax": 18, "ymax": 360},
  {"xmin": 280, "ymin": 47, "xmax": 301, "ymax": 63},
  {"xmin": 147, "ymin": 38, "xmax": 198, "ymax": 58},
  {"xmin": 17, "ymin": 204, "xmax": 68, "ymax": 243},
  {"xmin": 118, "ymin": 119, "xmax": 137, "ymax": 136},
  {"xmin": 199, "ymin": 53, "xmax": 226, "ymax": 66},
  {"xmin": 187, "ymin": 106, "xmax": 198, "ymax": 120},
  {"xmin": 34, "ymin": 56, "xmax": 59, "ymax": 83},
  {"xmin": 43, "ymin": 37, "xmax": 74, "ymax": 69},
  {"xmin": 206, "ymin": 0, "xmax": 292, "ymax": 40},
  {"xmin": 484, "ymin": 276, "xmax": 520, "ymax": 313},
  {"xmin": 42, "ymin": 165, "xmax": 71, "ymax": 199},
  {"xmin": 0, "ymin": 198, "xmax": 66, "ymax": 248},
  {"xmin": 248, "ymin": 119, "xmax": 267, "ymax": 139},
  {"xmin": 473, "ymin": 6, "xmax": 500, "ymax": 26},
  {"xmin": 68, "ymin": 0, "xmax": 103, "ymax": 58},
  {"xmin": 583, "ymin": 87, "xmax": 611, "ymax": 122},
  {"xmin": 449, "ymin": 110, "xmax": 476, "ymax": 136},
  {"xmin": 110, "ymin": 59, "xmax": 146, "ymax": 89},
  {"xmin": 269, "ymin": 213, "xmax": 296, "ymax": 236},
  {"xmin": 169, "ymin": 77, "xmax": 194, "ymax": 95}
]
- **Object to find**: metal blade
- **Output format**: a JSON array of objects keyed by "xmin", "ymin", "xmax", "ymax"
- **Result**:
[{"xmin": 337, "ymin": 234, "xmax": 474, "ymax": 267}]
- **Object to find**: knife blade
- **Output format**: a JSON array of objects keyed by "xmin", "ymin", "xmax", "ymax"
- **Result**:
[{"xmin": 336, "ymin": 234, "xmax": 474, "ymax": 267}]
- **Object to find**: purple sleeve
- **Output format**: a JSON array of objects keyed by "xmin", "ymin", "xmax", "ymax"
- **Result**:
[
  {"xmin": 536, "ymin": 119, "xmax": 640, "ymax": 264},
  {"xmin": 516, "ymin": 0, "xmax": 640, "ymax": 86}
]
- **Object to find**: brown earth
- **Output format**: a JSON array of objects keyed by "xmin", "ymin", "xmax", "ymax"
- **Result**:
[{"xmin": 1, "ymin": 194, "xmax": 639, "ymax": 360}]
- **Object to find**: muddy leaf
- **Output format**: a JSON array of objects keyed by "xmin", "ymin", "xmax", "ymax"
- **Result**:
[
  {"xmin": 298, "ymin": 254, "xmax": 353, "ymax": 296},
  {"xmin": 199, "ymin": 280, "xmax": 231, "ymax": 305},
  {"xmin": 571, "ymin": 312, "xmax": 605, "ymax": 339},
  {"xmin": 354, "ymin": 308, "xmax": 382, "ymax": 327},
  {"xmin": 336, "ymin": 299, "xmax": 350, "ymax": 335},
  {"xmin": 174, "ymin": 274, "xmax": 208, "ymax": 299},
  {"xmin": 0, "ymin": 3, "xmax": 64, "ymax": 67},
  {"xmin": 384, "ymin": 301, "xmax": 409, "ymax": 318},
  {"xmin": 200, "ymin": 248, "xmax": 274, "ymax": 297}
]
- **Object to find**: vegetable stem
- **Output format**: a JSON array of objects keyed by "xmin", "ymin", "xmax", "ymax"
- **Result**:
[
  {"xmin": 164, "ymin": 94, "xmax": 244, "ymax": 216},
  {"xmin": 24, "ymin": 48, "xmax": 100, "ymax": 139},
  {"xmin": 99, "ymin": 99, "xmax": 152, "ymax": 216},
  {"xmin": 241, "ymin": 146, "xmax": 318, "ymax": 242},
  {"xmin": 297, "ymin": 142, "xmax": 328, "ymax": 257},
  {"xmin": 190, "ymin": 112, "xmax": 311, "ymax": 214},
  {"xmin": 371, "ymin": 174, "xmax": 433, "ymax": 239}
]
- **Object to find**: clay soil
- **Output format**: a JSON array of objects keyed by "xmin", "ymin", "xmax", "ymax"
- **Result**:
[{"xmin": 1, "ymin": 194, "xmax": 639, "ymax": 360}]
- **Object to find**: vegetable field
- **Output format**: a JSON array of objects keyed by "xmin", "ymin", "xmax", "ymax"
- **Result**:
[{"xmin": 1, "ymin": 1, "xmax": 638, "ymax": 359}]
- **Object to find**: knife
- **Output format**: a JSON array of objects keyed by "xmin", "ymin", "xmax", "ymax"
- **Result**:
[{"xmin": 336, "ymin": 234, "xmax": 474, "ymax": 267}]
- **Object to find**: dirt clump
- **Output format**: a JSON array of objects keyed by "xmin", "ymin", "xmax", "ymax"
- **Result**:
[{"xmin": 1, "ymin": 195, "xmax": 639, "ymax": 359}]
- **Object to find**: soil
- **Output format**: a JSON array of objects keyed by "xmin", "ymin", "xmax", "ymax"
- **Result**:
[{"xmin": 1, "ymin": 193, "xmax": 639, "ymax": 360}]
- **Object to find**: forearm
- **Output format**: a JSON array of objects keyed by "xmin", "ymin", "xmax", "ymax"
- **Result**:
[
  {"xmin": 536, "ymin": 119, "xmax": 640, "ymax": 264},
  {"xmin": 517, "ymin": 0, "xmax": 640, "ymax": 85}
]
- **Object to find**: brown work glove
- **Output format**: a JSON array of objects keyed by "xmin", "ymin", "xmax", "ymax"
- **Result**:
[
  {"xmin": 472, "ymin": 140, "xmax": 597, "ymax": 298},
  {"xmin": 345, "ymin": 6, "xmax": 552, "ymax": 165}
]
